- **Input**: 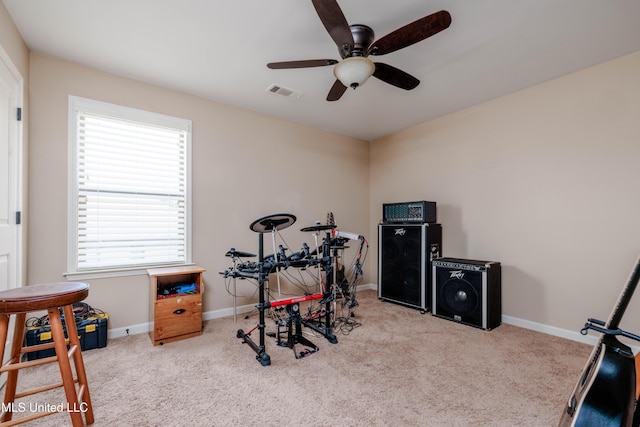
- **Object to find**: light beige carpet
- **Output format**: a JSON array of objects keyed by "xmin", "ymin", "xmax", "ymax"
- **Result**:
[{"xmin": 5, "ymin": 289, "xmax": 591, "ymax": 426}]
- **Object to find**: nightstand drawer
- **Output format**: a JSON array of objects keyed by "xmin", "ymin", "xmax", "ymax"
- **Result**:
[{"xmin": 153, "ymin": 294, "xmax": 202, "ymax": 341}]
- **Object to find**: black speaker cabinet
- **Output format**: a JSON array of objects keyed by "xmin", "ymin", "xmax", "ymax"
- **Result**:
[
  {"xmin": 378, "ymin": 223, "xmax": 442, "ymax": 311},
  {"xmin": 432, "ymin": 258, "xmax": 501, "ymax": 330}
]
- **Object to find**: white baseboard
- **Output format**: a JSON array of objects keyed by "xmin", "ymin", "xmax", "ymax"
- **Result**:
[
  {"xmin": 357, "ymin": 283, "xmax": 377, "ymax": 291},
  {"xmin": 108, "ymin": 322, "xmax": 151, "ymax": 340},
  {"xmin": 500, "ymin": 315, "xmax": 598, "ymax": 346},
  {"xmin": 106, "ymin": 283, "xmax": 610, "ymax": 352}
]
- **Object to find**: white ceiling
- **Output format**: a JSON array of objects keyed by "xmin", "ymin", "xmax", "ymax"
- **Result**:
[{"xmin": 4, "ymin": 0, "xmax": 640, "ymax": 141}]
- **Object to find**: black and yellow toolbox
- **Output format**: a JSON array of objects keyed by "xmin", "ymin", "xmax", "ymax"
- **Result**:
[{"xmin": 24, "ymin": 302, "xmax": 108, "ymax": 361}]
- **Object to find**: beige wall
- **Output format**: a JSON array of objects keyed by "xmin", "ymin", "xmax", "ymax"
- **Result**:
[
  {"xmin": 28, "ymin": 53, "xmax": 369, "ymax": 329},
  {"xmin": 370, "ymin": 50, "xmax": 640, "ymax": 333},
  {"xmin": 0, "ymin": 3, "xmax": 28, "ymax": 75}
]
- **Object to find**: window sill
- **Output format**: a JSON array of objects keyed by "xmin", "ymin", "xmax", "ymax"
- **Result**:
[{"xmin": 64, "ymin": 263, "xmax": 196, "ymax": 281}]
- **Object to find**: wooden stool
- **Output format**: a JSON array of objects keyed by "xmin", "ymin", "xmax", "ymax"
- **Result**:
[{"xmin": 0, "ymin": 282, "xmax": 94, "ymax": 426}]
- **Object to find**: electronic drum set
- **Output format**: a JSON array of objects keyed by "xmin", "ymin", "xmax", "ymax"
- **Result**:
[{"xmin": 220, "ymin": 213, "xmax": 366, "ymax": 366}]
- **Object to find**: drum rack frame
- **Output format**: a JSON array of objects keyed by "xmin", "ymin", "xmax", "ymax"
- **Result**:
[{"xmin": 236, "ymin": 214, "xmax": 338, "ymax": 366}]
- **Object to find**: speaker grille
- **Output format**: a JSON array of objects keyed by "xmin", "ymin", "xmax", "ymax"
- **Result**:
[
  {"xmin": 378, "ymin": 223, "xmax": 442, "ymax": 311},
  {"xmin": 439, "ymin": 278, "xmax": 480, "ymax": 316}
]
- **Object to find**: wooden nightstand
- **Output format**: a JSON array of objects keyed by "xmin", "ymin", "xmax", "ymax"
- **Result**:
[{"xmin": 147, "ymin": 265, "xmax": 205, "ymax": 346}]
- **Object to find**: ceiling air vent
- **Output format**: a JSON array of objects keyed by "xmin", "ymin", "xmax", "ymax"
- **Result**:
[{"xmin": 266, "ymin": 84, "xmax": 302, "ymax": 100}]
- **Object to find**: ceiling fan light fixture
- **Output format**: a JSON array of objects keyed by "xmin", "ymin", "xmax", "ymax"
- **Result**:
[{"xmin": 333, "ymin": 56, "xmax": 375, "ymax": 89}]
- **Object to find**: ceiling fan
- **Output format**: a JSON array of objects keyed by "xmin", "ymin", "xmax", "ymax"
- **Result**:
[{"xmin": 267, "ymin": 0, "xmax": 452, "ymax": 101}]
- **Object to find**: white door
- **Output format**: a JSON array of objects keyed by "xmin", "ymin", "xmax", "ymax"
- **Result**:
[{"xmin": 0, "ymin": 49, "xmax": 22, "ymax": 292}]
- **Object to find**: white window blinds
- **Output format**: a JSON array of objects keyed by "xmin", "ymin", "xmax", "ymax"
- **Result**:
[{"xmin": 69, "ymin": 97, "xmax": 191, "ymax": 273}]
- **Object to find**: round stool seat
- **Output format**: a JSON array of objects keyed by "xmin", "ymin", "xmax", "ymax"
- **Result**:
[
  {"xmin": 0, "ymin": 281, "xmax": 94, "ymax": 426},
  {"xmin": 0, "ymin": 282, "xmax": 89, "ymax": 314}
]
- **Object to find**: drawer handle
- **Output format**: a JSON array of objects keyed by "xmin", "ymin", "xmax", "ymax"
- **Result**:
[{"xmin": 173, "ymin": 308, "xmax": 186, "ymax": 315}]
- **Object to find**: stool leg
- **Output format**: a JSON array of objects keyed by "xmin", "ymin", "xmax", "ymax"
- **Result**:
[
  {"xmin": 49, "ymin": 307, "xmax": 85, "ymax": 427},
  {"xmin": 61, "ymin": 304, "xmax": 94, "ymax": 425},
  {"xmin": 0, "ymin": 314, "xmax": 11, "ymax": 422},
  {"xmin": 0, "ymin": 314, "xmax": 9, "ymax": 363},
  {"xmin": 1, "ymin": 313, "xmax": 26, "ymax": 423}
]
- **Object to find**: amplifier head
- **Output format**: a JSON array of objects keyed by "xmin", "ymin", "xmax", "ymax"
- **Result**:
[{"xmin": 382, "ymin": 201, "xmax": 437, "ymax": 224}]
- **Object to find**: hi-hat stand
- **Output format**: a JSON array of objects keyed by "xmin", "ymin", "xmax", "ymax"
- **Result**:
[
  {"xmin": 236, "ymin": 213, "xmax": 337, "ymax": 366},
  {"xmin": 223, "ymin": 248, "xmax": 256, "ymax": 322}
]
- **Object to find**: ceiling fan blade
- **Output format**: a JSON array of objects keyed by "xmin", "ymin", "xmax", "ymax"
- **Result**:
[
  {"xmin": 373, "ymin": 62, "xmax": 420, "ymax": 90},
  {"xmin": 327, "ymin": 79, "xmax": 348, "ymax": 101},
  {"xmin": 267, "ymin": 59, "xmax": 338, "ymax": 69},
  {"xmin": 311, "ymin": 0, "xmax": 354, "ymax": 57},
  {"xmin": 369, "ymin": 10, "xmax": 451, "ymax": 56}
]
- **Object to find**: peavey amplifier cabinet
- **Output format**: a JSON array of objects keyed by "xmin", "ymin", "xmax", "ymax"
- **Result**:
[
  {"xmin": 432, "ymin": 258, "xmax": 501, "ymax": 330},
  {"xmin": 378, "ymin": 223, "xmax": 442, "ymax": 311}
]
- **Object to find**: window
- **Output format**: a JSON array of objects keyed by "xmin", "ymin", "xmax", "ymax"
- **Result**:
[{"xmin": 67, "ymin": 96, "xmax": 192, "ymax": 278}]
